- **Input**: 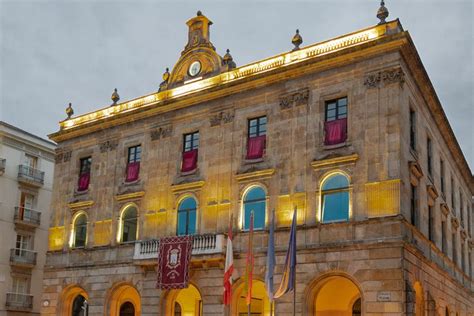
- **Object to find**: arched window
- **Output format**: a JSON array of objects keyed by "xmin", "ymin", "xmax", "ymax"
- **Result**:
[
  {"xmin": 352, "ymin": 298, "xmax": 361, "ymax": 316},
  {"xmin": 321, "ymin": 173, "xmax": 350, "ymax": 223},
  {"xmin": 72, "ymin": 213, "xmax": 87, "ymax": 248},
  {"xmin": 72, "ymin": 294, "xmax": 87, "ymax": 316},
  {"xmin": 120, "ymin": 205, "xmax": 138, "ymax": 243},
  {"xmin": 177, "ymin": 197, "xmax": 197, "ymax": 236},
  {"xmin": 243, "ymin": 186, "xmax": 266, "ymax": 230},
  {"xmin": 119, "ymin": 302, "xmax": 135, "ymax": 316}
]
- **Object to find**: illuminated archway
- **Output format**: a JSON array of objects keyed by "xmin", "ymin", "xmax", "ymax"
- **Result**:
[
  {"xmin": 305, "ymin": 274, "xmax": 362, "ymax": 315},
  {"xmin": 117, "ymin": 203, "xmax": 139, "ymax": 243},
  {"xmin": 107, "ymin": 283, "xmax": 141, "ymax": 316},
  {"xmin": 163, "ymin": 283, "xmax": 203, "ymax": 316},
  {"xmin": 231, "ymin": 278, "xmax": 271, "ymax": 316},
  {"xmin": 58, "ymin": 285, "xmax": 89, "ymax": 316},
  {"xmin": 414, "ymin": 281, "xmax": 424, "ymax": 316}
]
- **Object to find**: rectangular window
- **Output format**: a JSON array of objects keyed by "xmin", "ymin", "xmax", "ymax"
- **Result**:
[
  {"xmin": 460, "ymin": 193, "xmax": 464, "ymax": 226},
  {"xmin": 427, "ymin": 137, "xmax": 432, "ymax": 175},
  {"xmin": 461, "ymin": 241, "xmax": 465, "ymax": 272},
  {"xmin": 182, "ymin": 132, "xmax": 199, "ymax": 172},
  {"xmin": 12, "ymin": 277, "xmax": 28, "ymax": 294},
  {"xmin": 428, "ymin": 206, "xmax": 433, "ymax": 242},
  {"xmin": 410, "ymin": 185, "xmax": 418, "ymax": 228},
  {"xmin": 78, "ymin": 157, "xmax": 91, "ymax": 191},
  {"xmin": 23, "ymin": 154, "xmax": 38, "ymax": 169},
  {"xmin": 441, "ymin": 220, "xmax": 447, "ymax": 254},
  {"xmin": 440, "ymin": 159, "xmax": 445, "ymax": 194},
  {"xmin": 409, "ymin": 109, "xmax": 416, "ymax": 151},
  {"xmin": 15, "ymin": 234, "xmax": 31, "ymax": 257},
  {"xmin": 125, "ymin": 145, "xmax": 141, "ymax": 182},
  {"xmin": 451, "ymin": 177, "xmax": 455, "ymax": 212},
  {"xmin": 468, "ymin": 206, "xmax": 472, "ymax": 237},
  {"xmin": 246, "ymin": 117, "xmax": 267, "ymax": 160},
  {"xmin": 324, "ymin": 97, "xmax": 348, "ymax": 145}
]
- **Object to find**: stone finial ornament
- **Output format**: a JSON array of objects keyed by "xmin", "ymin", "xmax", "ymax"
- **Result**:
[
  {"xmin": 197, "ymin": 10, "xmax": 202, "ymax": 16},
  {"xmin": 162, "ymin": 68, "xmax": 170, "ymax": 83},
  {"xmin": 377, "ymin": 0, "xmax": 389, "ymax": 24},
  {"xmin": 111, "ymin": 88, "xmax": 120, "ymax": 105},
  {"xmin": 66, "ymin": 102, "xmax": 74, "ymax": 119},
  {"xmin": 292, "ymin": 29, "xmax": 303, "ymax": 51},
  {"xmin": 223, "ymin": 49, "xmax": 236, "ymax": 69}
]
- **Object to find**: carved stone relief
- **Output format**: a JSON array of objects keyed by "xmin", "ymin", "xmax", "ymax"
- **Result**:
[
  {"xmin": 364, "ymin": 67, "xmax": 405, "ymax": 88},
  {"xmin": 279, "ymin": 88, "xmax": 310, "ymax": 110},
  {"xmin": 99, "ymin": 140, "xmax": 119, "ymax": 153},
  {"xmin": 209, "ymin": 111, "xmax": 234, "ymax": 127},
  {"xmin": 150, "ymin": 125, "xmax": 172, "ymax": 141}
]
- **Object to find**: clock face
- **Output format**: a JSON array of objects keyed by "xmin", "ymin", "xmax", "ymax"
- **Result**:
[{"xmin": 188, "ymin": 61, "xmax": 201, "ymax": 77}]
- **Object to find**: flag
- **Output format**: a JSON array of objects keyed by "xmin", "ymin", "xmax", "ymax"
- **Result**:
[
  {"xmin": 156, "ymin": 235, "xmax": 193, "ymax": 290},
  {"xmin": 244, "ymin": 211, "xmax": 254, "ymax": 305},
  {"xmin": 274, "ymin": 207, "xmax": 297, "ymax": 299},
  {"xmin": 265, "ymin": 209, "xmax": 276, "ymax": 302},
  {"xmin": 223, "ymin": 215, "xmax": 234, "ymax": 305}
]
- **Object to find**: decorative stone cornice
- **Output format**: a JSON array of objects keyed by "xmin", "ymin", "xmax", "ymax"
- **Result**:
[
  {"xmin": 279, "ymin": 88, "xmax": 309, "ymax": 110},
  {"xmin": 115, "ymin": 191, "xmax": 145, "ymax": 202},
  {"xmin": 235, "ymin": 168, "xmax": 275, "ymax": 182},
  {"xmin": 68, "ymin": 200, "xmax": 94, "ymax": 210},
  {"xmin": 171, "ymin": 180, "xmax": 205, "ymax": 193},
  {"xmin": 209, "ymin": 111, "xmax": 234, "ymax": 127},
  {"xmin": 364, "ymin": 67, "xmax": 405, "ymax": 88},
  {"xmin": 427, "ymin": 184, "xmax": 439, "ymax": 200},
  {"xmin": 311, "ymin": 154, "xmax": 359, "ymax": 170},
  {"xmin": 99, "ymin": 139, "xmax": 118, "ymax": 153},
  {"xmin": 150, "ymin": 125, "xmax": 172, "ymax": 141},
  {"xmin": 409, "ymin": 161, "xmax": 423, "ymax": 179}
]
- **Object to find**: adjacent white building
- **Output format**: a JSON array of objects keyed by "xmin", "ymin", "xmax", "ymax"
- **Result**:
[{"xmin": 0, "ymin": 121, "xmax": 55, "ymax": 315}]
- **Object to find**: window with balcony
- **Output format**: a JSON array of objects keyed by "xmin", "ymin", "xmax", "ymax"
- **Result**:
[
  {"xmin": 321, "ymin": 173, "xmax": 350, "ymax": 223},
  {"xmin": 72, "ymin": 213, "xmax": 87, "ymax": 248},
  {"xmin": 427, "ymin": 137, "xmax": 432, "ymax": 176},
  {"xmin": 125, "ymin": 145, "xmax": 141, "ymax": 182},
  {"xmin": 23, "ymin": 154, "xmax": 37, "ymax": 170},
  {"xmin": 16, "ymin": 192, "xmax": 39, "ymax": 225},
  {"xmin": 119, "ymin": 204, "xmax": 138, "ymax": 243},
  {"xmin": 410, "ymin": 184, "xmax": 418, "ymax": 228},
  {"xmin": 8, "ymin": 277, "xmax": 31, "ymax": 309},
  {"xmin": 15, "ymin": 234, "xmax": 32, "ymax": 255},
  {"xmin": 324, "ymin": 97, "xmax": 347, "ymax": 145},
  {"xmin": 243, "ymin": 186, "xmax": 266, "ymax": 230},
  {"xmin": 409, "ymin": 109, "xmax": 416, "ymax": 151},
  {"xmin": 182, "ymin": 132, "xmax": 199, "ymax": 172},
  {"xmin": 77, "ymin": 157, "xmax": 91, "ymax": 192},
  {"xmin": 246, "ymin": 116, "xmax": 266, "ymax": 160},
  {"xmin": 177, "ymin": 197, "xmax": 197, "ymax": 236}
]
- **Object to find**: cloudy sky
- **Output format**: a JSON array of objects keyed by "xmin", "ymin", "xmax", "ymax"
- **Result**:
[{"xmin": 1, "ymin": 0, "xmax": 472, "ymax": 168}]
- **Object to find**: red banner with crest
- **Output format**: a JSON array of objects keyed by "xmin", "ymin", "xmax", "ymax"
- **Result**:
[{"xmin": 156, "ymin": 236, "xmax": 193, "ymax": 290}]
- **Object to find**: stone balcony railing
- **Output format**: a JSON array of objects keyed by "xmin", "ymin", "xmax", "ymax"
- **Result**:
[
  {"xmin": 14, "ymin": 207, "xmax": 41, "ymax": 227},
  {"xmin": 5, "ymin": 293, "xmax": 33, "ymax": 311},
  {"xmin": 0, "ymin": 158, "xmax": 5, "ymax": 175},
  {"xmin": 133, "ymin": 233, "xmax": 225, "ymax": 260},
  {"xmin": 10, "ymin": 249, "xmax": 37, "ymax": 267},
  {"xmin": 17, "ymin": 165, "xmax": 45, "ymax": 187}
]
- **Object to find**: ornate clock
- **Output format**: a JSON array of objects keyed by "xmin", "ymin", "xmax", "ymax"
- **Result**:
[{"xmin": 188, "ymin": 61, "xmax": 201, "ymax": 77}]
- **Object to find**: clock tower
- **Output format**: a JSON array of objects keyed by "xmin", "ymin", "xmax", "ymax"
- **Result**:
[{"xmin": 160, "ymin": 11, "xmax": 235, "ymax": 91}]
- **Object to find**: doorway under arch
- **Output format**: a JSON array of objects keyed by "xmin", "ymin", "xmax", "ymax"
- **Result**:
[
  {"xmin": 164, "ymin": 283, "xmax": 203, "ymax": 316},
  {"xmin": 58, "ymin": 285, "xmax": 89, "ymax": 316},
  {"xmin": 107, "ymin": 283, "xmax": 140, "ymax": 316},
  {"xmin": 309, "ymin": 275, "xmax": 362, "ymax": 316}
]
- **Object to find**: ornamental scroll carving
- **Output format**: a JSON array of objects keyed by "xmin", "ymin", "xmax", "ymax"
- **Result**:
[
  {"xmin": 55, "ymin": 151, "xmax": 72, "ymax": 164},
  {"xmin": 364, "ymin": 67, "xmax": 405, "ymax": 88},
  {"xmin": 151, "ymin": 125, "xmax": 172, "ymax": 141},
  {"xmin": 209, "ymin": 111, "xmax": 234, "ymax": 127},
  {"xmin": 279, "ymin": 88, "xmax": 309, "ymax": 110},
  {"xmin": 99, "ymin": 140, "xmax": 119, "ymax": 153}
]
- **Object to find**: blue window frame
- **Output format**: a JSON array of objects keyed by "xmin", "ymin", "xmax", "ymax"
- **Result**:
[
  {"xmin": 243, "ymin": 186, "xmax": 266, "ymax": 230},
  {"xmin": 177, "ymin": 197, "xmax": 197, "ymax": 235},
  {"xmin": 321, "ymin": 174, "xmax": 350, "ymax": 223}
]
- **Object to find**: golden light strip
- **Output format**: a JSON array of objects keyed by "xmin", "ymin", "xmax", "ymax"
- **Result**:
[{"xmin": 60, "ymin": 24, "xmax": 387, "ymax": 131}]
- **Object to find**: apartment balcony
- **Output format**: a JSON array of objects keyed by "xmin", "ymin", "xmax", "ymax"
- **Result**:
[
  {"xmin": 17, "ymin": 165, "xmax": 45, "ymax": 187},
  {"xmin": 133, "ymin": 233, "xmax": 225, "ymax": 265},
  {"xmin": 5, "ymin": 293, "xmax": 33, "ymax": 311},
  {"xmin": 0, "ymin": 158, "xmax": 5, "ymax": 175},
  {"xmin": 10, "ymin": 249, "xmax": 37, "ymax": 268},
  {"xmin": 14, "ymin": 207, "xmax": 41, "ymax": 228}
]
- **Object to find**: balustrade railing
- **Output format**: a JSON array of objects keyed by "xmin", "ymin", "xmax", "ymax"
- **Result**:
[
  {"xmin": 10, "ymin": 249, "xmax": 37, "ymax": 266},
  {"xmin": 133, "ymin": 233, "xmax": 225, "ymax": 260},
  {"xmin": 17, "ymin": 165, "xmax": 44, "ymax": 185},
  {"xmin": 5, "ymin": 293, "xmax": 33, "ymax": 310},
  {"xmin": 14, "ymin": 207, "xmax": 41, "ymax": 226}
]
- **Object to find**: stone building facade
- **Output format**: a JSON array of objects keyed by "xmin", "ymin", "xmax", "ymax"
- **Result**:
[
  {"xmin": 0, "ymin": 121, "xmax": 56, "ymax": 315},
  {"xmin": 43, "ymin": 11, "xmax": 473, "ymax": 316}
]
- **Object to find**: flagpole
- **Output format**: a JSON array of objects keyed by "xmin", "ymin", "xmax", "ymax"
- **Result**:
[{"xmin": 293, "ymin": 206, "xmax": 297, "ymax": 316}]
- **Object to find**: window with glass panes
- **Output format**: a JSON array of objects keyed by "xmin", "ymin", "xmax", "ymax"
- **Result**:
[
  {"xmin": 440, "ymin": 159, "xmax": 445, "ymax": 194},
  {"xmin": 427, "ymin": 138, "xmax": 432, "ymax": 175},
  {"xmin": 79, "ymin": 157, "xmax": 91, "ymax": 175},
  {"xmin": 409, "ymin": 109, "xmax": 416, "ymax": 150},
  {"xmin": 183, "ymin": 132, "xmax": 199, "ymax": 152},
  {"xmin": 177, "ymin": 197, "xmax": 197, "ymax": 235},
  {"xmin": 248, "ymin": 116, "xmax": 267, "ymax": 138},
  {"xmin": 410, "ymin": 185, "xmax": 418, "ymax": 227},
  {"xmin": 127, "ymin": 145, "xmax": 141, "ymax": 163},
  {"xmin": 325, "ymin": 97, "xmax": 347, "ymax": 122}
]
